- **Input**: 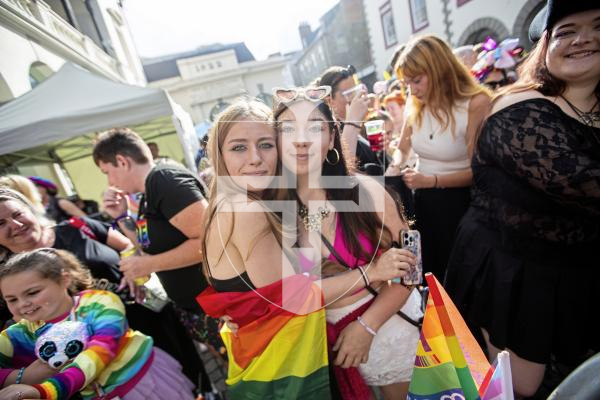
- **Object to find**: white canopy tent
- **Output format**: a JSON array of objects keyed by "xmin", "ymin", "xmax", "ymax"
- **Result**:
[{"xmin": 0, "ymin": 63, "xmax": 199, "ymax": 201}]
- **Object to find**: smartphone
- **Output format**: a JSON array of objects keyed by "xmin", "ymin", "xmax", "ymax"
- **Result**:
[{"xmin": 392, "ymin": 230, "xmax": 423, "ymax": 285}]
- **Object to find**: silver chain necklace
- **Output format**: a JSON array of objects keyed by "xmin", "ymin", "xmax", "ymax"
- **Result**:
[
  {"xmin": 560, "ymin": 95, "xmax": 600, "ymax": 127},
  {"xmin": 298, "ymin": 201, "xmax": 331, "ymax": 232}
]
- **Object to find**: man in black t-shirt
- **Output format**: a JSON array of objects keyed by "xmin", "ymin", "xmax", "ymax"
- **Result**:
[{"xmin": 92, "ymin": 128, "xmax": 207, "ymax": 312}]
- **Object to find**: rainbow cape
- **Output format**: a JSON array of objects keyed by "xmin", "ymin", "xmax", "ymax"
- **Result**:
[
  {"xmin": 197, "ymin": 274, "xmax": 331, "ymax": 399},
  {"xmin": 408, "ymin": 273, "xmax": 491, "ymax": 400}
]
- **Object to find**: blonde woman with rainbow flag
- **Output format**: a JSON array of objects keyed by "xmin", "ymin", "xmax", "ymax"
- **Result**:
[{"xmin": 197, "ymin": 98, "xmax": 415, "ymax": 399}]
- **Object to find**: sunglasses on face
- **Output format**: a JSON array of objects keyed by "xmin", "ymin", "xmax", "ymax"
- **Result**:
[{"xmin": 272, "ymin": 86, "xmax": 332, "ymax": 103}]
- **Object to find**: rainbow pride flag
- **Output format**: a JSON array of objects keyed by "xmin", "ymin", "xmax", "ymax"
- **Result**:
[
  {"xmin": 479, "ymin": 351, "xmax": 514, "ymax": 400},
  {"xmin": 197, "ymin": 274, "xmax": 330, "ymax": 400},
  {"xmin": 408, "ymin": 273, "xmax": 491, "ymax": 400}
]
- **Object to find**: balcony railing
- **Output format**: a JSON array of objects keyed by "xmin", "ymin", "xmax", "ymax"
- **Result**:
[{"xmin": 2, "ymin": 0, "xmax": 119, "ymax": 77}]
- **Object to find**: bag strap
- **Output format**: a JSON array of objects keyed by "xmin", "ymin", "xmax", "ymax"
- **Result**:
[{"xmin": 320, "ymin": 234, "xmax": 422, "ymax": 329}]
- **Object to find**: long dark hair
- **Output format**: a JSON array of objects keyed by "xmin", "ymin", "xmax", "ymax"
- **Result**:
[{"xmin": 273, "ymin": 100, "xmax": 394, "ymax": 262}]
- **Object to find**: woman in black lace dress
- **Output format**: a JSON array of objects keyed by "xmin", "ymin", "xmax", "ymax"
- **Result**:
[{"xmin": 444, "ymin": 2, "xmax": 600, "ymax": 397}]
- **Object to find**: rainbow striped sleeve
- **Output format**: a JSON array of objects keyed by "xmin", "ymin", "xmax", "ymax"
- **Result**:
[
  {"xmin": 33, "ymin": 290, "xmax": 128, "ymax": 400},
  {"xmin": 198, "ymin": 274, "xmax": 331, "ymax": 399}
]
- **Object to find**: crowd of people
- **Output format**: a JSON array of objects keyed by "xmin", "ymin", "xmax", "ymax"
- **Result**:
[{"xmin": 0, "ymin": 0, "xmax": 598, "ymax": 399}]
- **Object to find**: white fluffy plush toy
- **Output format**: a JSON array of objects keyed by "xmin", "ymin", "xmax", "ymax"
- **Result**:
[{"xmin": 35, "ymin": 320, "xmax": 90, "ymax": 369}]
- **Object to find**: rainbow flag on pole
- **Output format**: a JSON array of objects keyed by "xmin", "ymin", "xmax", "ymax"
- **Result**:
[
  {"xmin": 197, "ymin": 274, "xmax": 330, "ymax": 400},
  {"xmin": 408, "ymin": 273, "xmax": 492, "ymax": 400},
  {"xmin": 479, "ymin": 351, "xmax": 514, "ymax": 400}
]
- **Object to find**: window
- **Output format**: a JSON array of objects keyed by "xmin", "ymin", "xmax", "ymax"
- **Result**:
[
  {"xmin": 380, "ymin": 1, "xmax": 398, "ymax": 49},
  {"xmin": 208, "ymin": 62, "xmax": 214, "ymax": 70},
  {"xmin": 216, "ymin": 61, "xmax": 222, "ymax": 67},
  {"xmin": 408, "ymin": 0, "xmax": 429, "ymax": 33},
  {"xmin": 29, "ymin": 62, "xmax": 53, "ymax": 89}
]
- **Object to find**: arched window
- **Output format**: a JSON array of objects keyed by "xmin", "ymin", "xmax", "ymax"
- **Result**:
[
  {"xmin": 458, "ymin": 17, "xmax": 510, "ymax": 46},
  {"xmin": 29, "ymin": 62, "xmax": 54, "ymax": 89}
]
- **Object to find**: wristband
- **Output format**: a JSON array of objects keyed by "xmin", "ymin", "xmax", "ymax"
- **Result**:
[
  {"xmin": 357, "ymin": 265, "xmax": 370, "ymax": 288},
  {"xmin": 111, "ymin": 211, "xmax": 131, "ymax": 230},
  {"xmin": 345, "ymin": 122, "xmax": 361, "ymax": 129},
  {"xmin": 15, "ymin": 367, "xmax": 25, "ymax": 384},
  {"xmin": 356, "ymin": 316, "xmax": 377, "ymax": 336}
]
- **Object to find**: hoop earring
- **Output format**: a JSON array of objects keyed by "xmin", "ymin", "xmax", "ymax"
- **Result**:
[{"xmin": 325, "ymin": 148, "xmax": 340, "ymax": 165}]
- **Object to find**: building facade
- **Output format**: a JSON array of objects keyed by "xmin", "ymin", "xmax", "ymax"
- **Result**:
[
  {"xmin": 292, "ymin": 0, "xmax": 377, "ymax": 88},
  {"xmin": 0, "ymin": 0, "xmax": 145, "ymax": 105},
  {"xmin": 143, "ymin": 43, "xmax": 293, "ymax": 124},
  {"xmin": 0, "ymin": 0, "xmax": 145, "ymax": 190},
  {"xmin": 363, "ymin": 0, "xmax": 545, "ymax": 79}
]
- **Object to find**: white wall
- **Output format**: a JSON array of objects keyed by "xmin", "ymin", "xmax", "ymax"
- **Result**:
[
  {"xmin": 243, "ymin": 60, "xmax": 292, "ymax": 96},
  {"xmin": 364, "ymin": 0, "xmax": 542, "ymax": 80},
  {"xmin": 0, "ymin": 25, "xmax": 65, "ymax": 98},
  {"xmin": 151, "ymin": 57, "xmax": 291, "ymax": 124},
  {"xmin": 97, "ymin": 0, "xmax": 146, "ymax": 85}
]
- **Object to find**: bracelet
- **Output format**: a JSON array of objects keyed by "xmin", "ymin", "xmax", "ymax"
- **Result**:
[
  {"xmin": 15, "ymin": 367, "xmax": 25, "ymax": 384},
  {"xmin": 357, "ymin": 265, "xmax": 370, "ymax": 288},
  {"xmin": 433, "ymin": 174, "xmax": 438, "ymax": 188},
  {"xmin": 356, "ymin": 316, "xmax": 377, "ymax": 336},
  {"xmin": 111, "ymin": 211, "xmax": 131, "ymax": 230},
  {"xmin": 345, "ymin": 122, "xmax": 361, "ymax": 129}
]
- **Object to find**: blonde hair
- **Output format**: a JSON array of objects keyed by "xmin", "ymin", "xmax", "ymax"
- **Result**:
[
  {"xmin": 0, "ymin": 248, "xmax": 93, "ymax": 296},
  {"xmin": 396, "ymin": 35, "xmax": 491, "ymax": 133},
  {"xmin": 0, "ymin": 175, "xmax": 45, "ymax": 214},
  {"xmin": 202, "ymin": 99, "xmax": 283, "ymax": 272},
  {"xmin": 0, "ymin": 187, "xmax": 54, "ymax": 262}
]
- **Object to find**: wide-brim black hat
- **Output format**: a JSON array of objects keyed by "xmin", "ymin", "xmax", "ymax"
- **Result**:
[{"xmin": 529, "ymin": 0, "xmax": 600, "ymax": 42}]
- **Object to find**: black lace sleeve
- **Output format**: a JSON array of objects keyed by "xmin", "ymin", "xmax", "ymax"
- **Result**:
[{"xmin": 476, "ymin": 99, "xmax": 600, "ymax": 217}]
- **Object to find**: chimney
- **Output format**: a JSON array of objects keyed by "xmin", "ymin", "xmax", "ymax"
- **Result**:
[{"xmin": 299, "ymin": 22, "xmax": 312, "ymax": 49}]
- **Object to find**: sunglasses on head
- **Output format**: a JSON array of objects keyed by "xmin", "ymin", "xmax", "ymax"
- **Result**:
[{"xmin": 272, "ymin": 86, "xmax": 332, "ymax": 103}]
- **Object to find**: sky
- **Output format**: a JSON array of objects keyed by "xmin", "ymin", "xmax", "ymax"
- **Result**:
[{"xmin": 122, "ymin": 0, "xmax": 340, "ymax": 61}]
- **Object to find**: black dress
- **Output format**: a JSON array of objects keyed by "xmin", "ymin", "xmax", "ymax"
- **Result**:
[{"xmin": 445, "ymin": 98, "xmax": 600, "ymax": 367}]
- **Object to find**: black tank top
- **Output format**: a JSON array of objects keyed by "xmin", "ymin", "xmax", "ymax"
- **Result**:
[{"xmin": 207, "ymin": 267, "xmax": 256, "ymax": 292}]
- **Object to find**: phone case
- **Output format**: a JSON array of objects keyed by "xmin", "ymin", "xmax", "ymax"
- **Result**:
[{"xmin": 392, "ymin": 230, "xmax": 423, "ymax": 285}]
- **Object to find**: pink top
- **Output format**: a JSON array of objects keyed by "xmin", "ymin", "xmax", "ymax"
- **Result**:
[{"xmin": 328, "ymin": 215, "xmax": 377, "ymax": 268}]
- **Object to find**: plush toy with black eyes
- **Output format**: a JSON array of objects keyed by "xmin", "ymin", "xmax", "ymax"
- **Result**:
[{"xmin": 35, "ymin": 321, "xmax": 90, "ymax": 369}]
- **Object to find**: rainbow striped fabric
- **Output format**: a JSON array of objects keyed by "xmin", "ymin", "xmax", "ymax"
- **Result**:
[
  {"xmin": 0, "ymin": 290, "xmax": 153, "ymax": 399},
  {"xmin": 408, "ymin": 273, "xmax": 491, "ymax": 400},
  {"xmin": 197, "ymin": 274, "xmax": 331, "ymax": 400}
]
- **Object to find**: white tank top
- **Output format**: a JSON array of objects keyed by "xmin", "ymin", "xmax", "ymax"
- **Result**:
[{"xmin": 411, "ymin": 100, "xmax": 471, "ymax": 175}]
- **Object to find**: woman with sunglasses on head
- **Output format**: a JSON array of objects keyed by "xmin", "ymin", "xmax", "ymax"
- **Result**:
[
  {"xmin": 445, "ymin": 2, "xmax": 600, "ymax": 397},
  {"xmin": 197, "ymin": 98, "xmax": 414, "ymax": 400},
  {"xmin": 272, "ymin": 86, "xmax": 422, "ymax": 400},
  {"xmin": 394, "ymin": 35, "xmax": 491, "ymax": 282}
]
